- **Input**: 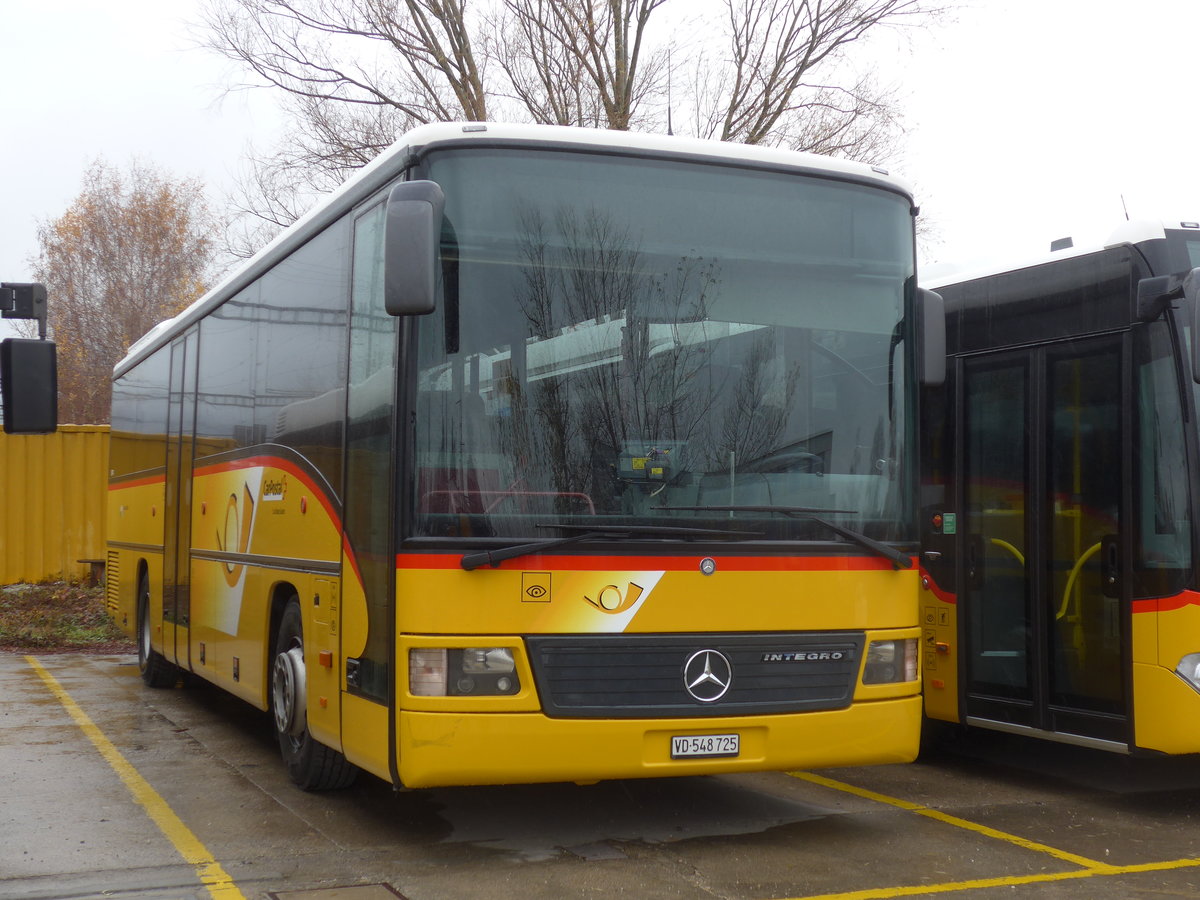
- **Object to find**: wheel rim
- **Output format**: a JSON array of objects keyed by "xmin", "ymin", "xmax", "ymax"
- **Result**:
[{"xmin": 272, "ymin": 643, "xmax": 307, "ymax": 739}]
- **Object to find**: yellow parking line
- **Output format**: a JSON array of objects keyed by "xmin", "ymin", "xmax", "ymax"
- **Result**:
[
  {"xmin": 26, "ymin": 656, "xmax": 247, "ymax": 900},
  {"xmin": 791, "ymin": 771, "xmax": 1109, "ymax": 869},
  {"xmin": 785, "ymin": 770, "xmax": 1200, "ymax": 899},
  {"xmin": 784, "ymin": 855, "xmax": 1200, "ymax": 900}
]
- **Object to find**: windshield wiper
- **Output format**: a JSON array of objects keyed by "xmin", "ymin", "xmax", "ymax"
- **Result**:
[
  {"xmin": 460, "ymin": 524, "xmax": 760, "ymax": 571},
  {"xmin": 658, "ymin": 505, "xmax": 913, "ymax": 570}
]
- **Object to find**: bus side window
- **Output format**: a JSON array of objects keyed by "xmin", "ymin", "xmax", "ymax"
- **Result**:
[
  {"xmin": 345, "ymin": 201, "xmax": 398, "ymax": 701},
  {"xmin": 1133, "ymin": 319, "xmax": 1192, "ymax": 596}
]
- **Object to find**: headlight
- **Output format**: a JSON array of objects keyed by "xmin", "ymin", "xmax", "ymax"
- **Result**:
[
  {"xmin": 863, "ymin": 638, "xmax": 919, "ymax": 684},
  {"xmin": 1176, "ymin": 653, "xmax": 1200, "ymax": 690},
  {"xmin": 409, "ymin": 648, "xmax": 448, "ymax": 696},
  {"xmin": 409, "ymin": 647, "xmax": 520, "ymax": 696}
]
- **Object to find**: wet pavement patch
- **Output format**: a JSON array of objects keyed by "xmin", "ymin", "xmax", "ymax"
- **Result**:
[
  {"xmin": 563, "ymin": 840, "xmax": 628, "ymax": 860},
  {"xmin": 425, "ymin": 773, "xmax": 831, "ymax": 860},
  {"xmin": 270, "ymin": 886, "xmax": 407, "ymax": 900}
]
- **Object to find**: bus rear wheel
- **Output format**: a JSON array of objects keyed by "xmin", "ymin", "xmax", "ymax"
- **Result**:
[
  {"xmin": 137, "ymin": 576, "xmax": 178, "ymax": 688},
  {"xmin": 271, "ymin": 598, "xmax": 357, "ymax": 791}
]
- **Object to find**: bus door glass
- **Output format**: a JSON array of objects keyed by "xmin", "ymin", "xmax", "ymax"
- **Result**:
[
  {"xmin": 1046, "ymin": 341, "xmax": 1124, "ymax": 728},
  {"xmin": 344, "ymin": 201, "xmax": 397, "ymax": 702},
  {"xmin": 164, "ymin": 329, "xmax": 198, "ymax": 668},
  {"xmin": 961, "ymin": 355, "xmax": 1031, "ymax": 713},
  {"xmin": 961, "ymin": 336, "xmax": 1127, "ymax": 741}
]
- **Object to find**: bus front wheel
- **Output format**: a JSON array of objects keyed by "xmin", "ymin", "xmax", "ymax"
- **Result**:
[
  {"xmin": 137, "ymin": 576, "xmax": 178, "ymax": 688},
  {"xmin": 271, "ymin": 598, "xmax": 357, "ymax": 791}
]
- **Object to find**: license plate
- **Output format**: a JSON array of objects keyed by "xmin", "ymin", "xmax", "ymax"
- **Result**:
[{"xmin": 670, "ymin": 733, "xmax": 739, "ymax": 759}]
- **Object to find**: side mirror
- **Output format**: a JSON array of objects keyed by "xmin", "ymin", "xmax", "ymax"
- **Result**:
[
  {"xmin": 1, "ymin": 338, "xmax": 57, "ymax": 434},
  {"xmin": 919, "ymin": 288, "xmax": 946, "ymax": 387},
  {"xmin": 1137, "ymin": 268, "xmax": 1200, "ymax": 383},
  {"xmin": 384, "ymin": 180, "xmax": 445, "ymax": 316},
  {"xmin": 1136, "ymin": 274, "xmax": 1175, "ymax": 322}
]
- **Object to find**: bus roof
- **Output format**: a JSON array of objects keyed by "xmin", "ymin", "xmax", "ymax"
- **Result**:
[
  {"xmin": 923, "ymin": 219, "xmax": 1200, "ymax": 292},
  {"xmin": 115, "ymin": 122, "xmax": 914, "ymax": 378}
]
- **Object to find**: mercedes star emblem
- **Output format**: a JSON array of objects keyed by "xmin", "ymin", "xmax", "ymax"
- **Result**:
[{"xmin": 683, "ymin": 649, "xmax": 732, "ymax": 702}]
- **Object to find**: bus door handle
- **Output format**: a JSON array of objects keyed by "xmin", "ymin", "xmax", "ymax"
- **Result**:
[
  {"xmin": 1101, "ymin": 534, "xmax": 1121, "ymax": 599},
  {"xmin": 966, "ymin": 533, "xmax": 984, "ymax": 590}
]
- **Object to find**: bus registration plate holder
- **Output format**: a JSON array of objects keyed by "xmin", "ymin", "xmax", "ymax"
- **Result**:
[{"xmin": 670, "ymin": 733, "xmax": 739, "ymax": 759}]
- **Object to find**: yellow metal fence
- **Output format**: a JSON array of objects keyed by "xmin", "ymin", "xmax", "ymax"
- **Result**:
[{"xmin": 0, "ymin": 425, "xmax": 109, "ymax": 584}]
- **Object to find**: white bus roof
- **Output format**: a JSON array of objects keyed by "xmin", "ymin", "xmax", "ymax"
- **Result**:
[
  {"xmin": 115, "ymin": 122, "xmax": 914, "ymax": 378},
  {"xmin": 924, "ymin": 219, "xmax": 1200, "ymax": 291}
]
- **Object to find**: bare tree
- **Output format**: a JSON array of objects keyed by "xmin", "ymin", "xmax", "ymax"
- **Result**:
[
  {"xmin": 496, "ymin": 0, "xmax": 670, "ymax": 130},
  {"xmin": 691, "ymin": 51, "xmax": 903, "ymax": 159},
  {"xmin": 696, "ymin": 0, "xmax": 928, "ymax": 148},
  {"xmin": 490, "ymin": 1, "xmax": 599, "ymax": 126},
  {"xmin": 31, "ymin": 160, "xmax": 217, "ymax": 423},
  {"xmin": 201, "ymin": 0, "xmax": 492, "ymax": 253},
  {"xmin": 199, "ymin": 0, "xmax": 943, "ymax": 250},
  {"xmin": 223, "ymin": 93, "xmax": 407, "ymax": 257},
  {"xmin": 776, "ymin": 77, "xmax": 902, "ymax": 159},
  {"xmin": 202, "ymin": 0, "xmax": 488, "ymax": 122}
]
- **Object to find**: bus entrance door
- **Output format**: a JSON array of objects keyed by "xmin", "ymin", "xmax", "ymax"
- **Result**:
[
  {"xmin": 960, "ymin": 336, "xmax": 1128, "ymax": 747},
  {"xmin": 163, "ymin": 331, "xmax": 197, "ymax": 670}
]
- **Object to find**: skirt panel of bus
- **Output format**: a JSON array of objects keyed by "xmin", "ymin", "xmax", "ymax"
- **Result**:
[
  {"xmin": 187, "ymin": 558, "xmax": 342, "ymax": 745},
  {"xmin": 106, "ymin": 476, "xmax": 168, "ymax": 642},
  {"xmin": 103, "ymin": 545, "xmax": 164, "ymax": 643},
  {"xmin": 394, "ymin": 696, "xmax": 922, "ymax": 789}
]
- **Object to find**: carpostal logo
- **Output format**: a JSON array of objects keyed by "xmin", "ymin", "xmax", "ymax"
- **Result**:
[
  {"xmin": 761, "ymin": 650, "xmax": 847, "ymax": 662},
  {"xmin": 262, "ymin": 475, "xmax": 287, "ymax": 502}
]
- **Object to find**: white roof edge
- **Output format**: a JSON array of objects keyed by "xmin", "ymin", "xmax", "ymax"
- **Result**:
[
  {"xmin": 923, "ymin": 218, "xmax": 1197, "ymax": 291},
  {"xmin": 114, "ymin": 121, "xmax": 913, "ymax": 378},
  {"xmin": 1102, "ymin": 219, "xmax": 1169, "ymax": 247},
  {"xmin": 121, "ymin": 316, "xmax": 179, "ymax": 362},
  {"xmin": 401, "ymin": 122, "xmax": 913, "ymax": 191}
]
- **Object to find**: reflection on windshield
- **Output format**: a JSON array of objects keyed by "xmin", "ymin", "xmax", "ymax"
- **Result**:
[{"xmin": 412, "ymin": 150, "xmax": 915, "ymax": 544}]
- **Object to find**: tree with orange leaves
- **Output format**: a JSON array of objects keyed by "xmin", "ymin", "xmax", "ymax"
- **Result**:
[{"xmin": 31, "ymin": 160, "xmax": 217, "ymax": 424}]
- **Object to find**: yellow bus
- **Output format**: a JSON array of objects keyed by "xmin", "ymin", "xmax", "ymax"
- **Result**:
[
  {"xmin": 107, "ymin": 123, "xmax": 940, "ymax": 790},
  {"xmin": 921, "ymin": 221, "xmax": 1200, "ymax": 754}
]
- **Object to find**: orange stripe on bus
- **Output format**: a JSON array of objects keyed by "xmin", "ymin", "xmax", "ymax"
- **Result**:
[
  {"xmin": 192, "ymin": 455, "xmax": 342, "ymax": 527},
  {"xmin": 396, "ymin": 552, "xmax": 910, "ymax": 572},
  {"xmin": 1134, "ymin": 590, "xmax": 1200, "ymax": 614}
]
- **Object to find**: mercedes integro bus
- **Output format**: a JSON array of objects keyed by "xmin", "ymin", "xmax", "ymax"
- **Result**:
[{"xmin": 107, "ymin": 123, "xmax": 942, "ymax": 790}]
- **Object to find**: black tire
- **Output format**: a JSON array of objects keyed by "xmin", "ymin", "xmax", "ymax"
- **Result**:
[
  {"xmin": 272, "ymin": 599, "xmax": 357, "ymax": 791},
  {"xmin": 137, "ymin": 576, "xmax": 178, "ymax": 688}
]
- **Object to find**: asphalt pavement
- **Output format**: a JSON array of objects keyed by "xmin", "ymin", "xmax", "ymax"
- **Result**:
[{"xmin": 4, "ymin": 651, "xmax": 1200, "ymax": 900}]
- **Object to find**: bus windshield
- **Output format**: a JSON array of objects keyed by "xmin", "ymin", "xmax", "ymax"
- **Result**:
[
  {"xmin": 412, "ymin": 148, "xmax": 916, "ymax": 544},
  {"xmin": 1167, "ymin": 228, "xmax": 1200, "ymax": 269}
]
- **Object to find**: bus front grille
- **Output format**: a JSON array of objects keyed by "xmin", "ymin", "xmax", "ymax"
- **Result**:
[{"xmin": 526, "ymin": 632, "xmax": 863, "ymax": 718}]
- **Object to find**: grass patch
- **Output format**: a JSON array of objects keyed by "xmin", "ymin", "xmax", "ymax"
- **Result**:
[{"xmin": 0, "ymin": 581, "xmax": 133, "ymax": 653}]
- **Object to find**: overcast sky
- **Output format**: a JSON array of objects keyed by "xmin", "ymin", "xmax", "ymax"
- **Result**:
[
  {"xmin": 1, "ymin": 0, "xmax": 283, "ymax": 284},
  {"xmin": 3, "ymin": 0, "xmax": 1198, "ymax": 293},
  {"xmin": 902, "ymin": 0, "xmax": 1200, "ymax": 275}
]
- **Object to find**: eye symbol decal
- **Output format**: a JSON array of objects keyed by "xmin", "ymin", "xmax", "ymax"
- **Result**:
[{"xmin": 525, "ymin": 585, "xmax": 548, "ymax": 599}]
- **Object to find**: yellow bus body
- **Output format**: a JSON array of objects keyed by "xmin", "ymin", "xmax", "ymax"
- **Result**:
[
  {"xmin": 1131, "ymin": 594, "xmax": 1200, "ymax": 754},
  {"xmin": 110, "ymin": 457, "xmax": 921, "ymax": 787}
]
